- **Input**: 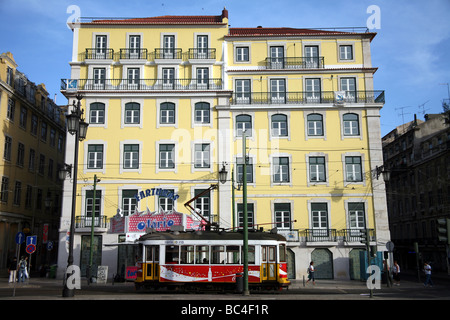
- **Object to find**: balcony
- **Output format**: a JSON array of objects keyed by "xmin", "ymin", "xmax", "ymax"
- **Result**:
[
  {"xmin": 265, "ymin": 56, "xmax": 324, "ymax": 69},
  {"xmin": 303, "ymin": 229, "xmax": 337, "ymax": 243},
  {"xmin": 85, "ymin": 48, "xmax": 114, "ymax": 60},
  {"xmin": 154, "ymin": 48, "xmax": 183, "ymax": 60},
  {"xmin": 61, "ymin": 78, "xmax": 224, "ymax": 92},
  {"xmin": 75, "ymin": 215, "xmax": 109, "ymax": 230},
  {"xmin": 339, "ymin": 229, "xmax": 376, "ymax": 243},
  {"xmin": 188, "ymin": 48, "xmax": 216, "ymax": 60},
  {"xmin": 119, "ymin": 48, "xmax": 148, "ymax": 60},
  {"xmin": 231, "ymin": 90, "xmax": 385, "ymax": 105}
]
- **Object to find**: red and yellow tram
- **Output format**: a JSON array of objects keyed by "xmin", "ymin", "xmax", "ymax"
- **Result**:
[{"xmin": 134, "ymin": 230, "xmax": 290, "ymax": 291}]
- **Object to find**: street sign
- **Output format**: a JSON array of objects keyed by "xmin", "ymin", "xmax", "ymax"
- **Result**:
[
  {"xmin": 15, "ymin": 232, "xmax": 25, "ymax": 244},
  {"xmin": 47, "ymin": 241, "xmax": 54, "ymax": 251},
  {"xmin": 26, "ymin": 235, "xmax": 37, "ymax": 246},
  {"xmin": 386, "ymin": 241, "xmax": 394, "ymax": 252},
  {"xmin": 26, "ymin": 244, "xmax": 36, "ymax": 254}
]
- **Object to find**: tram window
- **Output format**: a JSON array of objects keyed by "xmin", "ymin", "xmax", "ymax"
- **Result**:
[
  {"xmin": 241, "ymin": 245, "xmax": 255, "ymax": 264},
  {"xmin": 165, "ymin": 245, "xmax": 179, "ymax": 264},
  {"xmin": 269, "ymin": 246, "xmax": 276, "ymax": 262},
  {"xmin": 180, "ymin": 245, "xmax": 195, "ymax": 264},
  {"xmin": 211, "ymin": 246, "xmax": 225, "ymax": 264},
  {"xmin": 279, "ymin": 244, "xmax": 286, "ymax": 262},
  {"xmin": 196, "ymin": 245, "xmax": 209, "ymax": 264},
  {"xmin": 137, "ymin": 244, "xmax": 143, "ymax": 262},
  {"xmin": 226, "ymin": 246, "xmax": 240, "ymax": 264},
  {"xmin": 145, "ymin": 246, "xmax": 153, "ymax": 262}
]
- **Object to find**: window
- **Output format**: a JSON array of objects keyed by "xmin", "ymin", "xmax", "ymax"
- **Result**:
[
  {"xmin": 211, "ymin": 246, "xmax": 225, "ymax": 264},
  {"xmin": 236, "ymin": 114, "xmax": 252, "ymax": 137},
  {"xmin": 307, "ymin": 113, "xmax": 323, "ymax": 136},
  {"xmin": 3, "ymin": 136, "xmax": 12, "ymax": 161},
  {"xmin": 20, "ymin": 106, "xmax": 27, "ymax": 129},
  {"xmin": 305, "ymin": 78, "xmax": 321, "ymax": 101},
  {"xmin": 194, "ymin": 102, "xmax": 210, "ymax": 124},
  {"xmin": 270, "ymin": 79, "xmax": 286, "ymax": 103},
  {"xmin": 7, "ymin": 98, "xmax": 15, "ymax": 121},
  {"xmin": 162, "ymin": 68, "xmax": 175, "ymax": 86},
  {"xmin": 196, "ymin": 68, "xmax": 209, "ymax": 85},
  {"xmin": 88, "ymin": 145, "xmax": 103, "ymax": 169},
  {"xmin": 163, "ymin": 35, "xmax": 175, "ymax": 58},
  {"xmin": 348, "ymin": 202, "xmax": 365, "ymax": 229},
  {"xmin": 196, "ymin": 245, "xmax": 209, "ymax": 264},
  {"xmin": 273, "ymin": 157, "xmax": 289, "ymax": 183},
  {"xmin": 86, "ymin": 190, "xmax": 102, "ymax": 217},
  {"xmin": 197, "ymin": 35, "xmax": 208, "ymax": 57},
  {"xmin": 127, "ymin": 68, "xmax": 140, "ymax": 86},
  {"xmin": 28, "ymin": 149, "xmax": 35, "ymax": 171},
  {"xmin": 345, "ymin": 156, "xmax": 362, "ymax": 182},
  {"xmin": 194, "ymin": 144, "xmax": 210, "ymax": 168},
  {"xmin": 304, "ymin": 45, "xmax": 319, "ymax": 67},
  {"xmin": 226, "ymin": 246, "xmax": 240, "ymax": 264},
  {"xmin": 270, "ymin": 46, "xmax": 284, "ymax": 68},
  {"xmin": 129, "ymin": 35, "xmax": 141, "ymax": 58},
  {"xmin": 159, "ymin": 189, "xmax": 174, "ymax": 211},
  {"xmin": 340, "ymin": 78, "xmax": 356, "ymax": 102},
  {"xmin": 124, "ymin": 102, "xmax": 140, "ymax": 124},
  {"xmin": 13, "ymin": 181, "xmax": 21, "ymax": 206},
  {"xmin": 93, "ymin": 68, "xmax": 106, "ymax": 87},
  {"xmin": 236, "ymin": 47, "xmax": 249, "ymax": 62},
  {"xmin": 38, "ymin": 154, "xmax": 45, "ymax": 175},
  {"xmin": 95, "ymin": 35, "xmax": 107, "ymax": 55},
  {"xmin": 274, "ymin": 203, "xmax": 291, "ymax": 229},
  {"xmin": 195, "ymin": 189, "xmax": 211, "ymax": 218},
  {"xmin": 31, "ymin": 114, "xmax": 38, "ymax": 135},
  {"xmin": 50, "ymin": 128, "xmax": 56, "ymax": 147},
  {"xmin": 236, "ymin": 156, "xmax": 253, "ymax": 183},
  {"xmin": 17, "ymin": 143, "xmax": 25, "ymax": 167},
  {"xmin": 271, "ymin": 114, "xmax": 288, "ymax": 137},
  {"xmin": 25, "ymin": 185, "xmax": 32, "ymax": 208},
  {"xmin": 1, "ymin": 177, "xmax": 9, "ymax": 203},
  {"xmin": 237, "ymin": 203, "xmax": 254, "ymax": 229},
  {"xmin": 311, "ymin": 203, "xmax": 328, "ymax": 231},
  {"xmin": 40, "ymin": 122, "xmax": 47, "ymax": 142},
  {"xmin": 160, "ymin": 102, "xmax": 175, "ymax": 124},
  {"xmin": 123, "ymin": 144, "xmax": 139, "ymax": 169},
  {"xmin": 122, "ymin": 189, "xmax": 138, "ymax": 216},
  {"xmin": 309, "ymin": 157, "xmax": 326, "ymax": 182},
  {"xmin": 339, "ymin": 45, "xmax": 353, "ymax": 60},
  {"xmin": 180, "ymin": 246, "xmax": 195, "ymax": 264},
  {"xmin": 343, "ymin": 113, "xmax": 359, "ymax": 136},
  {"xmin": 90, "ymin": 102, "xmax": 105, "ymax": 124},
  {"xmin": 235, "ymin": 79, "xmax": 250, "ymax": 103},
  {"xmin": 159, "ymin": 144, "xmax": 175, "ymax": 169}
]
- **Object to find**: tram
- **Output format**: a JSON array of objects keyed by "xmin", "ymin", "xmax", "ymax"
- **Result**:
[{"xmin": 134, "ymin": 229, "xmax": 290, "ymax": 291}]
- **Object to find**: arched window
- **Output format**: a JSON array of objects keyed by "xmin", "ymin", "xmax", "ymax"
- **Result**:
[
  {"xmin": 160, "ymin": 102, "xmax": 175, "ymax": 124},
  {"xmin": 343, "ymin": 113, "xmax": 359, "ymax": 136},
  {"xmin": 194, "ymin": 102, "xmax": 210, "ymax": 124},
  {"xmin": 236, "ymin": 114, "xmax": 252, "ymax": 137},
  {"xmin": 307, "ymin": 113, "xmax": 323, "ymax": 136},
  {"xmin": 271, "ymin": 114, "xmax": 288, "ymax": 137}
]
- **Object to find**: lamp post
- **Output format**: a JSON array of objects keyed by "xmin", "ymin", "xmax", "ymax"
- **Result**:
[{"xmin": 61, "ymin": 94, "xmax": 88, "ymax": 297}]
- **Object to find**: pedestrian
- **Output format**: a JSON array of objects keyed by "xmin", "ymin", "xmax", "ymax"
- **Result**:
[
  {"xmin": 306, "ymin": 261, "xmax": 315, "ymax": 285},
  {"xmin": 423, "ymin": 262, "xmax": 433, "ymax": 287},
  {"xmin": 18, "ymin": 256, "xmax": 28, "ymax": 283},
  {"xmin": 393, "ymin": 260, "xmax": 400, "ymax": 286},
  {"xmin": 8, "ymin": 257, "xmax": 17, "ymax": 283}
]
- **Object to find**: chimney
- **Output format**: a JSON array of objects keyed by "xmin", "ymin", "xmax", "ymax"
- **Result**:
[{"xmin": 222, "ymin": 7, "xmax": 228, "ymax": 19}]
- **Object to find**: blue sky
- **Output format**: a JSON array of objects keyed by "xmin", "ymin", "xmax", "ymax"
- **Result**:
[{"xmin": 1, "ymin": 0, "xmax": 449, "ymax": 136}]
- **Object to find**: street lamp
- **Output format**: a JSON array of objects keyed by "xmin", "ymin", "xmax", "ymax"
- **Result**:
[
  {"xmin": 218, "ymin": 164, "xmax": 228, "ymax": 184},
  {"xmin": 62, "ymin": 94, "xmax": 88, "ymax": 297}
]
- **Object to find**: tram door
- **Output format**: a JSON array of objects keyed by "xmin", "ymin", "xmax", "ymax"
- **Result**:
[
  {"xmin": 145, "ymin": 246, "xmax": 159, "ymax": 280},
  {"xmin": 261, "ymin": 246, "xmax": 277, "ymax": 281}
]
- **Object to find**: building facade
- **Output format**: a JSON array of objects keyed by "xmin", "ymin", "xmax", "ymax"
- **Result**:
[
  {"xmin": 0, "ymin": 52, "xmax": 66, "ymax": 274},
  {"xmin": 58, "ymin": 9, "xmax": 389, "ymax": 280},
  {"xmin": 382, "ymin": 112, "xmax": 450, "ymax": 273}
]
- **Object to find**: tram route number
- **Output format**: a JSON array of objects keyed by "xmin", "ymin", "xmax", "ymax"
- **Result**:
[{"xmin": 181, "ymin": 304, "xmax": 269, "ymax": 317}]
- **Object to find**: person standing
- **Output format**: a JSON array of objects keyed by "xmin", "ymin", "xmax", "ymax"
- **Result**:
[
  {"xmin": 18, "ymin": 256, "xmax": 28, "ymax": 283},
  {"xmin": 8, "ymin": 257, "xmax": 17, "ymax": 283},
  {"xmin": 306, "ymin": 261, "xmax": 315, "ymax": 285},
  {"xmin": 393, "ymin": 261, "xmax": 400, "ymax": 286},
  {"xmin": 423, "ymin": 262, "xmax": 433, "ymax": 287}
]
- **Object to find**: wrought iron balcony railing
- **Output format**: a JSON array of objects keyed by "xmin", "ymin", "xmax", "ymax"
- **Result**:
[
  {"xmin": 75, "ymin": 215, "xmax": 109, "ymax": 229},
  {"xmin": 339, "ymin": 229, "xmax": 376, "ymax": 243},
  {"xmin": 85, "ymin": 48, "xmax": 114, "ymax": 60},
  {"xmin": 303, "ymin": 229, "xmax": 337, "ymax": 242},
  {"xmin": 231, "ymin": 90, "xmax": 385, "ymax": 105},
  {"xmin": 265, "ymin": 56, "xmax": 325, "ymax": 69},
  {"xmin": 119, "ymin": 48, "xmax": 148, "ymax": 59},
  {"xmin": 61, "ymin": 78, "xmax": 224, "ymax": 91},
  {"xmin": 154, "ymin": 48, "xmax": 183, "ymax": 59},
  {"xmin": 188, "ymin": 48, "xmax": 216, "ymax": 60}
]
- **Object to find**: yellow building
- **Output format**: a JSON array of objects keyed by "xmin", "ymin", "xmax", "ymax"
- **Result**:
[
  {"xmin": 58, "ymin": 9, "xmax": 389, "ymax": 280},
  {"xmin": 0, "ymin": 52, "xmax": 66, "ymax": 273}
]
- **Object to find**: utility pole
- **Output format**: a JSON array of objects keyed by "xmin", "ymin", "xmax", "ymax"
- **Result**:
[
  {"xmin": 242, "ymin": 130, "xmax": 249, "ymax": 296},
  {"xmin": 88, "ymin": 174, "xmax": 99, "ymax": 284}
]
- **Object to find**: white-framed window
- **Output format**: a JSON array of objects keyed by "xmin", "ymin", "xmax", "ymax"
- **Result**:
[
  {"xmin": 124, "ymin": 102, "xmax": 140, "ymax": 124},
  {"xmin": 305, "ymin": 78, "xmax": 321, "ymax": 101},
  {"xmin": 270, "ymin": 46, "xmax": 284, "ymax": 68},
  {"xmin": 339, "ymin": 45, "xmax": 353, "ymax": 60},
  {"xmin": 159, "ymin": 144, "xmax": 175, "ymax": 169},
  {"xmin": 160, "ymin": 102, "xmax": 175, "ymax": 124},
  {"xmin": 87, "ymin": 144, "xmax": 103, "ymax": 169},
  {"xmin": 343, "ymin": 113, "xmax": 360, "ymax": 136},
  {"xmin": 90, "ymin": 102, "xmax": 105, "ymax": 124},
  {"xmin": 159, "ymin": 188, "xmax": 174, "ymax": 211},
  {"xmin": 311, "ymin": 202, "xmax": 329, "ymax": 232},
  {"xmin": 309, "ymin": 156, "xmax": 326, "ymax": 182},
  {"xmin": 122, "ymin": 189, "xmax": 138, "ymax": 216},
  {"xmin": 235, "ymin": 79, "xmax": 251, "ymax": 104},
  {"xmin": 304, "ymin": 45, "xmax": 319, "ymax": 67},
  {"xmin": 237, "ymin": 203, "xmax": 255, "ymax": 229},
  {"xmin": 271, "ymin": 114, "xmax": 288, "ymax": 137},
  {"xmin": 194, "ymin": 102, "xmax": 210, "ymax": 124},
  {"xmin": 307, "ymin": 113, "xmax": 323, "ymax": 136},
  {"xmin": 194, "ymin": 143, "xmax": 210, "ymax": 168},
  {"xmin": 274, "ymin": 203, "xmax": 291, "ymax": 230},
  {"xmin": 236, "ymin": 47, "xmax": 249, "ymax": 62},
  {"xmin": 270, "ymin": 79, "xmax": 286, "ymax": 103},
  {"xmin": 273, "ymin": 157, "xmax": 290, "ymax": 183},
  {"xmin": 348, "ymin": 202, "xmax": 365, "ymax": 229},
  {"xmin": 123, "ymin": 144, "xmax": 139, "ymax": 169},
  {"xmin": 340, "ymin": 77, "xmax": 357, "ymax": 102},
  {"xmin": 236, "ymin": 156, "xmax": 253, "ymax": 184},
  {"xmin": 345, "ymin": 156, "xmax": 362, "ymax": 182},
  {"xmin": 236, "ymin": 114, "xmax": 252, "ymax": 137},
  {"xmin": 194, "ymin": 188, "xmax": 211, "ymax": 218}
]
